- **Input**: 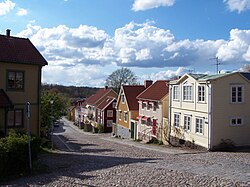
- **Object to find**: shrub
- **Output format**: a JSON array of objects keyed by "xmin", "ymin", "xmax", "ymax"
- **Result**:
[
  {"xmin": 97, "ymin": 124, "xmax": 104, "ymax": 133},
  {"xmin": 0, "ymin": 130, "xmax": 41, "ymax": 178}
]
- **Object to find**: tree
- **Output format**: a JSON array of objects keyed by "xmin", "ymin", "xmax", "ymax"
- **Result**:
[
  {"xmin": 105, "ymin": 67, "xmax": 138, "ymax": 93},
  {"xmin": 40, "ymin": 90, "xmax": 69, "ymax": 131},
  {"xmin": 241, "ymin": 64, "xmax": 250, "ymax": 72}
]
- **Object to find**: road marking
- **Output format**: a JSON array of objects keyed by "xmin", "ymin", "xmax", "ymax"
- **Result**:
[{"xmin": 55, "ymin": 134, "xmax": 74, "ymax": 152}]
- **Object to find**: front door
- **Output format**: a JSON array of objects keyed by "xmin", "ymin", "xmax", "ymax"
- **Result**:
[{"xmin": 131, "ymin": 122, "xmax": 134, "ymax": 139}]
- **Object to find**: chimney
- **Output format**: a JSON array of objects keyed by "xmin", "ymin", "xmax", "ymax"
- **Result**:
[
  {"xmin": 144, "ymin": 80, "xmax": 153, "ymax": 88},
  {"xmin": 6, "ymin": 29, "xmax": 11, "ymax": 37},
  {"xmin": 105, "ymin": 86, "xmax": 108, "ymax": 89}
]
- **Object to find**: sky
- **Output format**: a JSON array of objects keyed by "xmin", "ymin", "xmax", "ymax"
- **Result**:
[{"xmin": 0, "ymin": 0, "xmax": 250, "ymax": 87}]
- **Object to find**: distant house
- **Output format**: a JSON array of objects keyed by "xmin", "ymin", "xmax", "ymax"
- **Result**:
[
  {"xmin": 136, "ymin": 80, "xmax": 169, "ymax": 143},
  {"xmin": 96, "ymin": 97, "xmax": 117, "ymax": 132},
  {"xmin": 83, "ymin": 87, "xmax": 117, "ymax": 126},
  {"xmin": 0, "ymin": 29, "xmax": 48, "ymax": 136},
  {"xmin": 169, "ymin": 72, "xmax": 250, "ymax": 149},
  {"xmin": 114, "ymin": 81, "xmax": 151, "ymax": 139}
]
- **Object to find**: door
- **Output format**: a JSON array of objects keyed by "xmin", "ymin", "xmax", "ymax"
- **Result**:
[
  {"xmin": 152, "ymin": 119, "xmax": 156, "ymax": 136},
  {"xmin": 131, "ymin": 122, "xmax": 134, "ymax": 139}
]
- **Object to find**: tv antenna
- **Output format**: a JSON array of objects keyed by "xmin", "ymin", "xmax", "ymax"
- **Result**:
[{"xmin": 210, "ymin": 56, "xmax": 221, "ymax": 74}]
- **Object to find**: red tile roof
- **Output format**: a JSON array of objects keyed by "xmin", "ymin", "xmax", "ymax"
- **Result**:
[
  {"xmin": 122, "ymin": 85, "xmax": 145, "ymax": 110},
  {"xmin": 137, "ymin": 80, "xmax": 169, "ymax": 101},
  {"xmin": 0, "ymin": 89, "xmax": 13, "ymax": 108},
  {"xmin": 97, "ymin": 97, "xmax": 116, "ymax": 110},
  {"xmin": 86, "ymin": 88, "xmax": 115, "ymax": 106},
  {"xmin": 0, "ymin": 34, "xmax": 48, "ymax": 66}
]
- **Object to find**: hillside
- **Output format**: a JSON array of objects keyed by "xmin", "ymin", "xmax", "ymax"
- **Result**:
[{"xmin": 42, "ymin": 84, "xmax": 100, "ymax": 99}]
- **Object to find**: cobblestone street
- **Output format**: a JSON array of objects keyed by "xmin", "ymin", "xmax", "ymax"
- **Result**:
[{"xmin": 4, "ymin": 118, "xmax": 250, "ymax": 186}]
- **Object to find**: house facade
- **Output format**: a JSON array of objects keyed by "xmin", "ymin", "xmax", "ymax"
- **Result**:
[
  {"xmin": 83, "ymin": 87, "xmax": 117, "ymax": 126},
  {"xmin": 136, "ymin": 80, "xmax": 169, "ymax": 143},
  {"xmin": 0, "ymin": 30, "xmax": 48, "ymax": 136},
  {"xmin": 96, "ymin": 97, "xmax": 117, "ymax": 132},
  {"xmin": 115, "ymin": 83, "xmax": 149, "ymax": 139},
  {"xmin": 169, "ymin": 72, "xmax": 250, "ymax": 149}
]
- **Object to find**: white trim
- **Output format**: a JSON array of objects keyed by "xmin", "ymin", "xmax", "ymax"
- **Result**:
[{"xmin": 230, "ymin": 84, "xmax": 244, "ymax": 104}]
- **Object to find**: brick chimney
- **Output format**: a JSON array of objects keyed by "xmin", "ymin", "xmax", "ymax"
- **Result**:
[
  {"xmin": 144, "ymin": 80, "xmax": 153, "ymax": 88},
  {"xmin": 6, "ymin": 29, "xmax": 11, "ymax": 38}
]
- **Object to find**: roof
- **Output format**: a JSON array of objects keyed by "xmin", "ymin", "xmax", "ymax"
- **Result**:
[
  {"xmin": 0, "ymin": 34, "xmax": 48, "ymax": 66},
  {"xmin": 0, "ymin": 89, "xmax": 13, "ymax": 108},
  {"xmin": 122, "ymin": 85, "xmax": 145, "ymax": 110},
  {"xmin": 97, "ymin": 97, "xmax": 116, "ymax": 110},
  {"xmin": 86, "ymin": 88, "xmax": 115, "ymax": 106},
  {"xmin": 137, "ymin": 80, "xmax": 169, "ymax": 101},
  {"xmin": 240, "ymin": 72, "xmax": 250, "ymax": 81}
]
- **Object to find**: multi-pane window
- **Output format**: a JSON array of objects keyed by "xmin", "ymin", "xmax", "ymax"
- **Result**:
[
  {"xmin": 147, "ymin": 103, "xmax": 152, "ymax": 110},
  {"xmin": 142, "ymin": 102, "xmax": 146, "ymax": 109},
  {"xmin": 174, "ymin": 113, "xmax": 180, "ymax": 127},
  {"xmin": 198, "ymin": 85, "xmax": 205, "ymax": 102},
  {"xmin": 107, "ymin": 110, "xmax": 113, "ymax": 117},
  {"xmin": 7, "ymin": 71, "xmax": 24, "ymax": 90},
  {"xmin": 124, "ymin": 112, "xmax": 128, "ymax": 122},
  {"xmin": 107, "ymin": 120, "xmax": 113, "ymax": 127},
  {"xmin": 7, "ymin": 110, "xmax": 23, "ymax": 127},
  {"xmin": 184, "ymin": 115, "xmax": 191, "ymax": 131},
  {"xmin": 119, "ymin": 111, "xmax": 122, "ymax": 120},
  {"xmin": 183, "ymin": 85, "xmax": 192, "ymax": 101},
  {"xmin": 230, "ymin": 117, "xmax": 243, "ymax": 126},
  {"xmin": 173, "ymin": 85, "xmax": 180, "ymax": 100},
  {"xmin": 231, "ymin": 85, "xmax": 244, "ymax": 103},
  {"xmin": 153, "ymin": 102, "xmax": 158, "ymax": 111},
  {"xmin": 112, "ymin": 102, "xmax": 116, "ymax": 108},
  {"xmin": 195, "ymin": 117, "xmax": 203, "ymax": 134}
]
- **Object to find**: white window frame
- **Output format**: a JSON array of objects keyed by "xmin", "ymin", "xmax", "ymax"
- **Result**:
[
  {"xmin": 147, "ymin": 103, "xmax": 152, "ymax": 111},
  {"xmin": 124, "ymin": 112, "xmax": 128, "ymax": 122},
  {"xmin": 112, "ymin": 101, "xmax": 116, "ymax": 108},
  {"xmin": 231, "ymin": 85, "xmax": 244, "ymax": 103},
  {"xmin": 195, "ymin": 117, "xmax": 203, "ymax": 134},
  {"xmin": 107, "ymin": 110, "xmax": 113, "ymax": 117},
  {"xmin": 184, "ymin": 115, "xmax": 191, "ymax": 131},
  {"xmin": 142, "ymin": 102, "xmax": 146, "ymax": 110},
  {"xmin": 230, "ymin": 117, "xmax": 243, "ymax": 126},
  {"xmin": 119, "ymin": 111, "xmax": 122, "ymax": 121},
  {"xmin": 198, "ymin": 85, "xmax": 205, "ymax": 102},
  {"xmin": 183, "ymin": 85, "xmax": 193, "ymax": 101},
  {"xmin": 153, "ymin": 102, "xmax": 158, "ymax": 111},
  {"xmin": 107, "ymin": 120, "xmax": 113, "ymax": 127},
  {"xmin": 173, "ymin": 85, "xmax": 180, "ymax": 100},
  {"xmin": 173, "ymin": 113, "xmax": 180, "ymax": 127}
]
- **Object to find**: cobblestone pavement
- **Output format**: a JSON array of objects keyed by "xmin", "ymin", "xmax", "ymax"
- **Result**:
[{"xmin": 3, "ymin": 117, "xmax": 250, "ymax": 187}]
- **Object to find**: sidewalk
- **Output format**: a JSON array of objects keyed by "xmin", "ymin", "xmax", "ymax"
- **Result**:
[{"xmin": 61, "ymin": 117, "xmax": 204, "ymax": 155}]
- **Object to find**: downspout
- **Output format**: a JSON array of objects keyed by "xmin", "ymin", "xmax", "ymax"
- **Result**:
[
  {"xmin": 168, "ymin": 86, "xmax": 172, "ymax": 143},
  {"xmin": 207, "ymin": 81, "xmax": 213, "ymax": 150}
]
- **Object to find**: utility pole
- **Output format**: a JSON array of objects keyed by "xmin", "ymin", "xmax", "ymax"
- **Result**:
[{"xmin": 25, "ymin": 102, "xmax": 32, "ymax": 172}]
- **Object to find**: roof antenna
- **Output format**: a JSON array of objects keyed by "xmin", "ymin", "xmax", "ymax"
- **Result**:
[{"xmin": 210, "ymin": 56, "xmax": 221, "ymax": 74}]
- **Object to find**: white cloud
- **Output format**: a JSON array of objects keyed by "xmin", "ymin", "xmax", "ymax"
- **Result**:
[
  {"xmin": 17, "ymin": 21, "xmax": 250, "ymax": 86},
  {"xmin": 16, "ymin": 8, "xmax": 28, "ymax": 16},
  {"xmin": 132, "ymin": 0, "xmax": 175, "ymax": 11},
  {"xmin": 224, "ymin": 0, "xmax": 250, "ymax": 13},
  {"xmin": 0, "ymin": 0, "xmax": 15, "ymax": 16}
]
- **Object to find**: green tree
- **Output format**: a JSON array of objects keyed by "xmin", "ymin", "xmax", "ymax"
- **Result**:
[
  {"xmin": 105, "ymin": 67, "xmax": 138, "ymax": 93},
  {"xmin": 41, "ymin": 90, "xmax": 69, "ymax": 130}
]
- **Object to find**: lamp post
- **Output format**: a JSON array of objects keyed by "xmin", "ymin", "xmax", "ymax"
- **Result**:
[{"xmin": 50, "ymin": 100, "xmax": 54, "ymax": 149}]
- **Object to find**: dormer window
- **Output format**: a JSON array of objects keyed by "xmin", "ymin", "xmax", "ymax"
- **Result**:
[{"xmin": 121, "ymin": 94, "xmax": 125, "ymax": 104}]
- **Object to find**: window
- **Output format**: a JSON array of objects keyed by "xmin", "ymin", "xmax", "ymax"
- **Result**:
[
  {"xmin": 198, "ymin": 85, "xmax": 205, "ymax": 102},
  {"xmin": 174, "ymin": 113, "xmax": 180, "ymax": 127},
  {"xmin": 183, "ymin": 85, "xmax": 192, "ymax": 101},
  {"xmin": 7, "ymin": 71, "xmax": 24, "ymax": 90},
  {"xmin": 184, "ymin": 115, "xmax": 191, "ymax": 131},
  {"xmin": 173, "ymin": 86, "xmax": 180, "ymax": 100},
  {"xmin": 142, "ymin": 102, "xmax": 146, "ymax": 109},
  {"xmin": 119, "ymin": 111, "xmax": 122, "ymax": 120},
  {"xmin": 107, "ymin": 120, "xmax": 113, "ymax": 127},
  {"xmin": 121, "ymin": 95, "xmax": 125, "ymax": 104},
  {"xmin": 230, "ymin": 117, "xmax": 243, "ymax": 126},
  {"xmin": 107, "ymin": 110, "xmax": 113, "ymax": 117},
  {"xmin": 124, "ymin": 112, "xmax": 128, "ymax": 122},
  {"xmin": 147, "ymin": 103, "xmax": 152, "ymax": 110},
  {"xmin": 153, "ymin": 102, "xmax": 158, "ymax": 111},
  {"xmin": 195, "ymin": 117, "xmax": 203, "ymax": 134},
  {"xmin": 7, "ymin": 110, "xmax": 23, "ymax": 127},
  {"xmin": 112, "ymin": 102, "xmax": 116, "ymax": 108},
  {"xmin": 231, "ymin": 85, "xmax": 244, "ymax": 103}
]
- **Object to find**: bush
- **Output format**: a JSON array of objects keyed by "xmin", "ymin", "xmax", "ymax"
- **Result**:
[{"xmin": 0, "ymin": 130, "xmax": 41, "ymax": 178}]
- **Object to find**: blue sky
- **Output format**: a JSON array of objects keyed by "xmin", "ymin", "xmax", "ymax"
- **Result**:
[{"xmin": 1, "ymin": 0, "xmax": 250, "ymax": 87}]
